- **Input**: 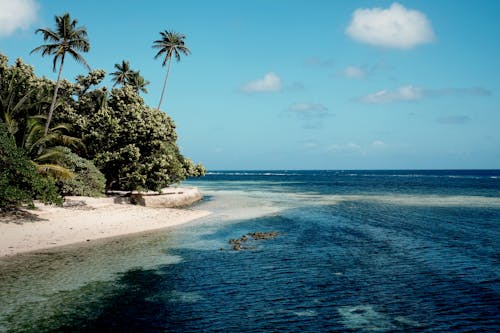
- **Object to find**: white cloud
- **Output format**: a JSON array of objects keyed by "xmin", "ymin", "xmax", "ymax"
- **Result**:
[
  {"xmin": 286, "ymin": 103, "xmax": 331, "ymax": 129},
  {"xmin": 241, "ymin": 72, "xmax": 282, "ymax": 93},
  {"xmin": 298, "ymin": 139, "xmax": 320, "ymax": 150},
  {"xmin": 0, "ymin": 0, "xmax": 38, "ymax": 37},
  {"xmin": 327, "ymin": 141, "xmax": 389, "ymax": 154},
  {"xmin": 288, "ymin": 103, "xmax": 328, "ymax": 115},
  {"xmin": 361, "ymin": 85, "xmax": 423, "ymax": 103},
  {"xmin": 345, "ymin": 2, "xmax": 435, "ymax": 49},
  {"xmin": 342, "ymin": 66, "xmax": 367, "ymax": 78},
  {"xmin": 372, "ymin": 140, "xmax": 386, "ymax": 147},
  {"xmin": 360, "ymin": 85, "xmax": 491, "ymax": 104}
]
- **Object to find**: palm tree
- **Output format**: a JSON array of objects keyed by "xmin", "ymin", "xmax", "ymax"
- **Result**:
[
  {"xmin": 31, "ymin": 13, "xmax": 90, "ymax": 136},
  {"xmin": 21, "ymin": 115, "xmax": 83, "ymax": 180},
  {"xmin": 0, "ymin": 67, "xmax": 36, "ymax": 138},
  {"xmin": 110, "ymin": 60, "xmax": 134, "ymax": 87},
  {"xmin": 129, "ymin": 71, "xmax": 150, "ymax": 94},
  {"xmin": 152, "ymin": 30, "xmax": 190, "ymax": 110}
]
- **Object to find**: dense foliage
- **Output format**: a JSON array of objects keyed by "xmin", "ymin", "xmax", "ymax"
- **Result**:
[
  {"xmin": 0, "ymin": 123, "xmax": 62, "ymax": 209},
  {"xmin": 57, "ymin": 148, "xmax": 106, "ymax": 197},
  {"xmin": 79, "ymin": 85, "xmax": 203, "ymax": 191},
  {"xmin": 0, "ymin": 18, "xmax": 204, "ymax": 208}
]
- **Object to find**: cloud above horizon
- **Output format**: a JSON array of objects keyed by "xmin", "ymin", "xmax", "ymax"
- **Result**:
[
  {"xmin": 286, "ymin": 103, "xmax": 332, "ymax": 129},
  {"xmin": 345, "ymin": 2, "xmax": 435, "ymax": 49},
  {"xmin": 240, "ymin": 72, "xmax": 282, "ymax": 93},
  {"xmin": 436, "ymin": 115, "xmax": 472, "ymax": 125},
  {"xmin": 327, "ymin": 140, "xmax": 387, "ymax": 154},
  {"xmin": 360, "ymin": 85, "xmax": 491, "ymax": 104},
  {"xmin": 287, "ymin": 103, "xmax": 329, "ymax": 116},
  {"xmin": 342, "ymin": 66, "xmax": 367, "ymax": 79},
  {"xmin": 361, "ymin": 85, "xmax": 423, "ymax": 103},
  {"xmin": 0, "ymin": 0, "xmax": 38, "ymax": 37}
]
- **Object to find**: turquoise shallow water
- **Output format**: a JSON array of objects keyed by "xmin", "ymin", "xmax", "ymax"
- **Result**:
[{"xmin": 0, "ymin": 170, "xmax": 499, "ymax": 332}]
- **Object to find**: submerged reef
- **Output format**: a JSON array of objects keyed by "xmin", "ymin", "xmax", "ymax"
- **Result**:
[{"xmin": 228, "ymin": 231, "xmax": 280, "ymax": 251}]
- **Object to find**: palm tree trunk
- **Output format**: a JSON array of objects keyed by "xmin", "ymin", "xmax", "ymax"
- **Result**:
[
  {"xmin": 44, "ymin": 56, "xmax": 65, "ymax": 136},
  {"xmin": 157, "ymin": 57, "xmax": 172, "ymax": 110}
]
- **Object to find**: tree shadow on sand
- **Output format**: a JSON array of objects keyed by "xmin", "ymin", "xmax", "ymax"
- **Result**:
[{"xmin": 0, "ymin": 208, "xmax": 47, "ymax": 224}]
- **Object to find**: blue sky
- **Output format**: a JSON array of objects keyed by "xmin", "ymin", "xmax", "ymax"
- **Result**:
[{"xmin": 1, "ymin": 0, "xmax": 499, "ymax": 170}]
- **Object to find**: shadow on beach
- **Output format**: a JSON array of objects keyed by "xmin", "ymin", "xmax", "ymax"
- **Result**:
[{"xmin": 0, "ymin": 208, "xmax": 47, "ymax": 225}]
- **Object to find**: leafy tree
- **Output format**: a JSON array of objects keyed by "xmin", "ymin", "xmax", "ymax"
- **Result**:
[
  {"xmin": 152, "ymin": 30, "xmax": 190, "ymax": 110},
  {"xmin": 75, "ymin": 69, "xmax": 106, "ymax": 97},
  {"xmin": 0, "ymin": 55, "xmax": 42, "ymax": 141},
  {"xmin": 0, "ymin": 53, "xmax": 80, "ymax": 181},
  {"xmin": 0, "ymin": 122, "xmax": 61, "ymax": 209},
  {"xmin": 129, "ymin": 71, "xmax": 150, "ymax": 94},
  {"xmin": 110, "ymin": 60, "xmax": 134, "ymax": 87},
  {"xmin": 83, "ymin": 86, "xmax": 203, "ymax": 191},
  {"xmin": 1, "ymin": 50, "xmax": 204, "ymax": 195},
  {"xmin": 57, "ymin": 147, "xmax": 106, "ymax": 196},
  {"xmin": 31, "ymin": 13, "xmax": 90, "ymax": 136},
  {"xmin": 110, "ymin": 61, "xmax": 149, "ymax": 94}
]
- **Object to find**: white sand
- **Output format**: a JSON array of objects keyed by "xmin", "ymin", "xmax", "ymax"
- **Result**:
[{"xmin": 0, "ymin": 193, "xmax": 211, "ymax": 258}]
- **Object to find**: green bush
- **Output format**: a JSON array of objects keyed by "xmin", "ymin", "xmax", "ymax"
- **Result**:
[
  {"xmin": 84, "ymin": 86, "xmax": 205, "ymax": 191},
  {"xmin": 0, "ymin": 123, "xmax": 62, "ymax": 209},
  {"xmin": 57, "ymin": 148, "xmax": 106, "ymax": 196}
]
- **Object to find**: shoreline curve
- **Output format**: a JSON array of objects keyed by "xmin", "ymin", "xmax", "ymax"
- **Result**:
[{"xmin": 0, "ymin": 187, "xmax": 210, "ymax": 258}]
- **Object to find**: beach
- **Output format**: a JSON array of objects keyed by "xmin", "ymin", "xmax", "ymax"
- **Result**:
[{"xmin": 0, "ymin": 187, "xmax": 210, "ymax": 257}]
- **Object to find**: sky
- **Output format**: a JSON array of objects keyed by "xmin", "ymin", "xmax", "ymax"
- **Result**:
[{"xmin": 1, "ymin": 0, "xmax": 499, "ymax": 170}]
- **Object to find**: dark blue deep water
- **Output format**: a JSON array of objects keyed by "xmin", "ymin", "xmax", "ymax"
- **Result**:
[{"xmin": 1, "ymin": 170, "xmax": 499, "ymax": 332}]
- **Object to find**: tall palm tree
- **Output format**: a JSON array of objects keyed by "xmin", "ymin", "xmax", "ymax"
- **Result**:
[
  {"xmin": 152, "ymin": 30, "xmax": 190, "ymax": 110},
  {"xmin": 129, "ymin": 71, "xmax": 150, "ymax": 94},
  {"xmin": 110, "ymin": 60, "xmax": 134, "ymax": 87},
  {"xmin": 31, "ymin": 13, "xmax": 90, "ymax": 136}
]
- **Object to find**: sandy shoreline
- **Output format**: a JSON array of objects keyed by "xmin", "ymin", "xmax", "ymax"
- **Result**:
[{"xmin": 0, "ymin": 189, "xmax": 211, "ymax": 258}]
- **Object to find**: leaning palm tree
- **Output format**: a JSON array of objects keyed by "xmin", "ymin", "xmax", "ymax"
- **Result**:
[
  {"xmin": 129, "ymin": 71, "xmax": 150, "ymax": 94},
  {"xmin": 31, "ymin": 13, "xmax": 90, "ymax": 136},
  {"xmin": 110, "ymin": 60, "xmax": 134, "ymax": 87},
  {"xmin": 152, "ymin": 30, "xmax": 190, "ymax": 110}
]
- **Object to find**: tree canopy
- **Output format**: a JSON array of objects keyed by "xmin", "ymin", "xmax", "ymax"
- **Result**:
[
  {"xmin": 1, "ymin": 15, "xmax": 204, "ymax": 209},
  {"xmin": 1, "ymin": 40, "xmax": 204, "ymax": 207}
]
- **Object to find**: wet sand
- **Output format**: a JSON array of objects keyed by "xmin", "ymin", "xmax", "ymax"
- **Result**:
[{"xmin": 0, "ymin": 189, "xmax": 210, "ymax": 257}]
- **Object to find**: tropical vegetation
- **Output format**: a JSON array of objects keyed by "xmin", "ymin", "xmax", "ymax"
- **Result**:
[
  {"xmin": 30, "ymin": 13, "xmax": 90, "ymax": 136},
  {"xmin": 0, "ymin": 13, "xmax": 205, "ymax": 209},
  {"xmin": 153, "ymin": 30, "xmax": 190, "ymax": 110}
]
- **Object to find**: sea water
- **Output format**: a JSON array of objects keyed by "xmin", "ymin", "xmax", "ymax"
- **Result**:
[{"xmin": 0, "ymin": 170, "xmax": 499, "ymax": 332}]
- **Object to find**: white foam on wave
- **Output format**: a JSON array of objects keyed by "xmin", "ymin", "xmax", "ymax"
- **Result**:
[
  {"xmin": 146, "ymin": 290, "xmax": 205, "ymax": 304},
  {"xmin": 206, "ymin": 172, "xmax": 302, "ymax": 176},
  {"xmin": 337, "ymin": 305, "xmax": 422, "ymax": 331},
  {"xmin": 294, "ymin": 310, "xmax": 318, "ymax": 317},
  {"xmin": 337, "ymin": 305, "xmax": 394, "ymax": 331},
  {"xmin": 312, "ymin": 194, "xmax": 500, "ymax": 208},
  {"xmin": 195, "ymin": 181, "xmax": 500, "ymax": 210}
]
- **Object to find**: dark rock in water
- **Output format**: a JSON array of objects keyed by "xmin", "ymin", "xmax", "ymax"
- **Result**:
[
  {"xmin": 248, "ymin": 231, "xmax": 279, "ymax": 240},
  {"xmin": 228, "ymin": 231, "xmax": 280, "ymax": 251}
]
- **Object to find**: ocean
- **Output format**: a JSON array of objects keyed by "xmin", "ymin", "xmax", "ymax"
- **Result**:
[{"xmin": 0, "ymin": 170, "xmax": 499, "ymax": 332}]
